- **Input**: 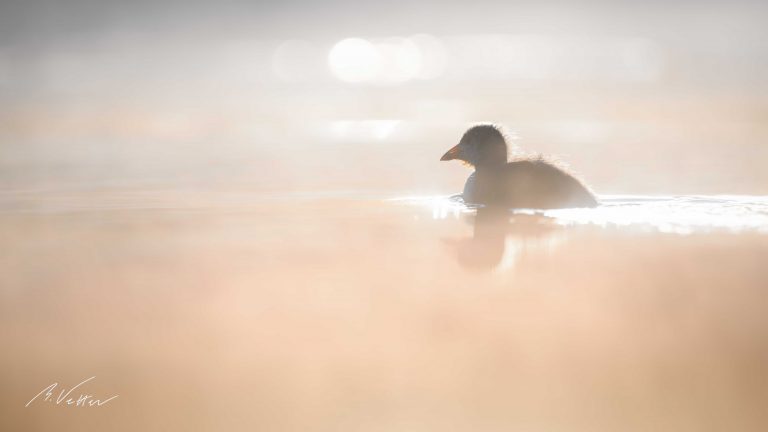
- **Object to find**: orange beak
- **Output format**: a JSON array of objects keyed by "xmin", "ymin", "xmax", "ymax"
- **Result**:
[{"xmin": 440, "ymin": 143, "xmax": 463, "ymax": 161}]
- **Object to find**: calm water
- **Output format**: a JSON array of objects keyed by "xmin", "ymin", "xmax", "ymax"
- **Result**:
[{"xmin": 2, "ymin": 190, "xmax": 768, "ymax": 431}]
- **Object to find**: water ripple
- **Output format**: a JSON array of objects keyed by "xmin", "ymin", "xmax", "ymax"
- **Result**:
[{"xmin": 399, "ymin": 194, "xmax": 768, "ymax": 234}]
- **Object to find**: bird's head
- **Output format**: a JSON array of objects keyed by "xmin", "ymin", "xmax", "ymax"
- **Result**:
[{"xmin": 440, "ymin": 124, "xmax": 508, "ymax": 168}]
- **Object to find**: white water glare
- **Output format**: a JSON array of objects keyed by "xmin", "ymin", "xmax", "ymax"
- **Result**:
[{"xmin": 400, "ymin": 195, "xmax": 768, "ymax": 234}]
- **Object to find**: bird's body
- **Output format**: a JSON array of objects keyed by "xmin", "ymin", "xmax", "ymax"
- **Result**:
[
  {"xmin": 442, "ymin": 124, "xmax": 598, "ymax": 209},
  {"xmin": 462, "ymin": 159, "xmax": 598, "ymax": 208}
]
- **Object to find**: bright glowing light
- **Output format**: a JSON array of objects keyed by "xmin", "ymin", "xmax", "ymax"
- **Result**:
[
  {"xmin": 375, "ymin": 38, "xmax": 422, "ymax": 83},
  {"xmin": 396, "ymin": 195, "xmax": 768, "ymax": 234},
  {"xmin": 328, "ymin": 38, "xmax": 382, "ymax": 83},
  {"xmin": 328, "ymin": 36, "xmax": 437, "ymax": 84}
]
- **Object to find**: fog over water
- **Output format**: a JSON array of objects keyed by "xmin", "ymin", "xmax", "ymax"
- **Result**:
[{"xmin": 1, "ymin": 0, "xmax": 768, "ymax": 194}]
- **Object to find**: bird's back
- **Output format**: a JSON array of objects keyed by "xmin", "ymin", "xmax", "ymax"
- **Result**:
[{"xmin": 467, "ymin": 159, "xmax": 598, "ymax": 208}]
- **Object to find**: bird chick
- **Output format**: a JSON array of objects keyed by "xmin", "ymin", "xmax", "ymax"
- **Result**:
[{"xmin": 441, "ymin": 124, "xmax": 598, "ymax": 208}]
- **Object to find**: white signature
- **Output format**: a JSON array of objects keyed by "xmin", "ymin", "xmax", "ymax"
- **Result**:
[{"xmin": 25, "ymin": 376, "xmax": 118, "ymax": 408}]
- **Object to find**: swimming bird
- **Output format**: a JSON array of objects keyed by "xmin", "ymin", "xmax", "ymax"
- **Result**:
[{"xmin": 440, "ymin": 124, "xmax": 598, "ymax": 208}]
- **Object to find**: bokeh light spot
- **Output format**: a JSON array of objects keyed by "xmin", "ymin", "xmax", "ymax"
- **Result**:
[{"xmin": 328, "ymin": 38, "xmax": 382, "ymax": 83}]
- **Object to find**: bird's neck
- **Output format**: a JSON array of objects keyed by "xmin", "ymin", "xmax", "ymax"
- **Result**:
[{"xmin": 474, "ymin": 162, "xmax": 506, "ymax": 172}]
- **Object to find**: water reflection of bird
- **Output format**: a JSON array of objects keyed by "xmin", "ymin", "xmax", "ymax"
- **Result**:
[
  {"xmin": 446, "ymin": 208, "xmax": 563, "ymax": 271},
  {"xmin": 441, "ymin": 124, "xmax": 598, "ymax": 209},
  {"xmin": 453, "ymin": 207, "xmax": 507, "ymax": 270}
]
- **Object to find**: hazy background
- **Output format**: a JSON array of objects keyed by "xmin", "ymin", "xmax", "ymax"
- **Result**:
[{"xmin": 1, "ymin": 0, "xmax": 767, "ymax": 194}]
